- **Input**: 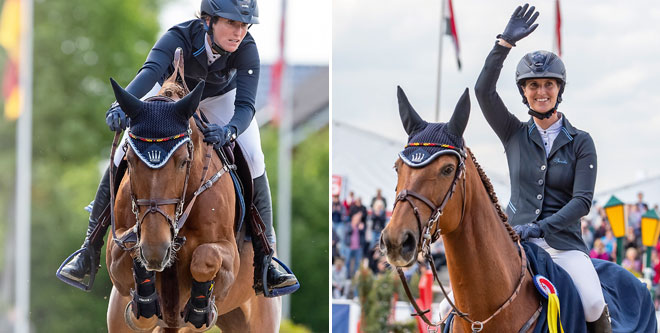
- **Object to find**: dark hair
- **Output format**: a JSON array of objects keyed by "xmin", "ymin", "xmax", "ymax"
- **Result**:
[{"xmin": 197, "ymin": 12, "xmax": 220, "ymax": 26}]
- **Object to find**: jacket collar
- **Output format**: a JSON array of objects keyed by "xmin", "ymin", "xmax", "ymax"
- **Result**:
[
  {"xmin": 192, "ymin": 20, "xmax": 209, "ymax": 68},
  {"xmin": 526, "ymin": 114, "xmax": 579, "ymax": 158}
]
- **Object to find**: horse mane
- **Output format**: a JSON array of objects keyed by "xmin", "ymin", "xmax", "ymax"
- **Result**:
[{"xmin": 466, "ymin": 147, "xmax": 520, "ymax": 243}]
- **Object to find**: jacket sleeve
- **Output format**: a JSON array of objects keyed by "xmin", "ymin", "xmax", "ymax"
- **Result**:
[
  {"xmin": 474, "ymin": 43, "xmax": 522, "ymax": 144},
  {"xmin": 125, "ymin": 26, "xmax": 191, "ymax": 98},
  {"xmin": 226, "ymin": 40, "xmax": 260, "ymax": 136},
  {"xmin": 538, "ymin": 134, "xmax": 597, "ymax": 235}
]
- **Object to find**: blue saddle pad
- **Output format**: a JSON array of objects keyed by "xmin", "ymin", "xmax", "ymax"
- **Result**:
[
  {"xmin": 593, "ymin": 258, "xmax": 656, "ymax": 333},
  {"xmin": 443, "ymin": 243, "xmax": 656, "ymax": 332}
]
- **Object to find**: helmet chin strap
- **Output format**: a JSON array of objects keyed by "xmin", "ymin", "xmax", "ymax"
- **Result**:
[
  {"xmin": 203, "ymin": 20, "xmax": 231, "ymax": 56},
  {"xmin": 526, "ymin": 100, "xmax": 559, "ymax": 120}
]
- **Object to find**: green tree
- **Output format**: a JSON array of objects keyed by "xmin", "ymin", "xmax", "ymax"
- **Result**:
[
  {"xmin": 0, "ymin": 0, "xmax": 164, "ymax": 331},
  {"xmin": 262, "ymin": 126, "xmax": 329, "ymax": 332}
]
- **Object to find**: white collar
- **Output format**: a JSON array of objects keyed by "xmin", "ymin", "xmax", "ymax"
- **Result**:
[{"xmin": 204, "ymin": 36, "xmax": 221, "ymax": 65}]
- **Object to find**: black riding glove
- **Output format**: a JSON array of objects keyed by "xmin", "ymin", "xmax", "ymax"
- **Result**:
[
  {"xmin": 202, "ymin": 124, "xmax": 237, "ymax": 148},
  {"xmin": 513, "ymin": 222, "xmax": 544, "ymax": 241},
  {"xmin": 498, "ymin": 3, "xmax": 539, "ymax": 46},
  {"xmin": 105, "ymin": 102, "xmax": 129, "ymax": 132}
]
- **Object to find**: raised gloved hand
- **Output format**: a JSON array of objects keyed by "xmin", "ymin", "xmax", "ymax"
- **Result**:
[
  {"xmin": 499, "ymin": 3, "xmax": 539, "ymax": 46},
  {"xmin": 513, "ymin": 222, "xmax": 543, "ymax": 240},
  {"xmin": 105, "ymin": 102, "xmax": 129, "ymax": 132},
  {"xmin": 202, "ymin": 124, "xmax": 237, "ymax": 148}
]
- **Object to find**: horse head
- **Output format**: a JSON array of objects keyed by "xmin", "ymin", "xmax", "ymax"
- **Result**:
[
  {"xmin": 110, "ymin": 78, "xmax": 205, "ymax": 271},
  {"xmin": 380, "ymin": 86, "xmax": 470, "ymax": 267}
]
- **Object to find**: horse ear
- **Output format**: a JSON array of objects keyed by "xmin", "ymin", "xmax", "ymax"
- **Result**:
[
  {"xmin": 110, "ymin": 78, "xmax": 143, "ymax": 119},
  {"xmin": 397, "ymin": 86, "xmax": 427, "ymax": 136},
  {"xmin": 175, "ymin": 80, "xmax": 205, "ymax": 119},
  {"xmin": 446, "ymin": 88, "xmax": 471, "ymax": 138}
]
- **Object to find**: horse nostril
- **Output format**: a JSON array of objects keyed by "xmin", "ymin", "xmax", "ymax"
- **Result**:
[
  {"xmin": 401, "ymin": 231, "xmax": 416, "ymax": 257},
  {"xmin": 379, "ymin": 234, "xmax": 387, "ymax": 253}
]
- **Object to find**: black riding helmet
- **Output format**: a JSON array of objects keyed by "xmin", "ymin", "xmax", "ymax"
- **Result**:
[
  {"xmin": 515, "ymin": 50, "xmax": 566, "ymax": 119},
  {"xmin": 200, "ymin": 0, "xmax": 259, "ymax": 55}
]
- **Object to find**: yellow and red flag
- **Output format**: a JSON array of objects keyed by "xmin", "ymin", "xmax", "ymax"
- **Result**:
[{"xmin": 0, "ymin": 0, "xmax": 22, "ymax": 121}]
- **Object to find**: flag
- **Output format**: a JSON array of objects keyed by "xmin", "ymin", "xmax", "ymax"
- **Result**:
[
  {"xmin": 0, "ymin": 0, "xmax": 21, "ymax": 120},
  {"xmin": 445, "ymin": 0, "xmax": 461, "ymax": 70},
  {"xmin": 269, "ymin": 0, "xmax": 286, "ymax": 125},
  {"xmin": 555, "ymin": 0, "xmax": 562, "ymax": 57}
]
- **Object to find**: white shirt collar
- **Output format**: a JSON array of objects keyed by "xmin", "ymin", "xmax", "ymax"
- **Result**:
[
  {"xmin": 536, "ymin": 116, "xmax": 563, "ymax": 157},
  {"xmin": 204, "ymin": 36, "xmax": 221, "ymax": 65}
]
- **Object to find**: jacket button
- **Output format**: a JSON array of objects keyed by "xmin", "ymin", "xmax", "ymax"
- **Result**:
[
  {"xmin": 538, "ymin": 179, "xmax": 544, "ymax": 185},
  {"xmin": 541, "ymin": 165, "xmax": 546, "ymax": 171},
  {"xmin": 536, "ymin": 194, "xmax": 543, "ymax": 200},
  {"xmin": 535, "ymin": 209, "xmax": 540, "ymax": 214}
]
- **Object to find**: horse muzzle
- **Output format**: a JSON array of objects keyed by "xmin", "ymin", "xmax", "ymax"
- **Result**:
[
  {"xmin": 139, "ymin": 243, "xmax": 173, "ymax": 272},
  {"xmin": 380, "ymin": 229, "xmax": 418, "ymax": 267}
]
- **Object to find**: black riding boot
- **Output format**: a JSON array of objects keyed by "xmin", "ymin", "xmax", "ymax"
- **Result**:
[
  {"xmin": 60, "ymin": 167, "xmax": 112, "ymax": 282},
  {"xmin": 251, "ymin": 172, "xmax": 298, "ymax": 295},
  {"xmin": 586, "ymin": 304, "xmax": 612, "ymax": 333}
]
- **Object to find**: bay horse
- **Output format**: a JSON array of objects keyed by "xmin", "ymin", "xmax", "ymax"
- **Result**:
[
  {"xmin": 380, "ymin": 87, "xmax": 656, "ymax": 332},
  {"xmin": 105, "ymin": 50, "xmax": 280, "ymax": 332},
  {"xmin": 380, "ymin": 87, "xmax": 543, "ymax": 332}
]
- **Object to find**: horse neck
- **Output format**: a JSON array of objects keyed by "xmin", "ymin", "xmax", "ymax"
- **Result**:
[
  {"xmin": 441, "ymin": 156, "xmax": 522, "ymax": 319},
  {"xmin": 187, "ymin": 117, "xmax": 218, "ymax": 193}
]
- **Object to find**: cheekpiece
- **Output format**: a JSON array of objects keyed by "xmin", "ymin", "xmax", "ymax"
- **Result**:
[
  {"xmin": 127, "ymin": 98, "xmax": 191, "ymax": 169},
  {"xmin": 399, "ymin": 123, "xmax": 465, "ymax": 168}
]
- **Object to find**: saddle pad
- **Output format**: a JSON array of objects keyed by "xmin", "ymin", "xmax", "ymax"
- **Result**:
[{"xmin": 593, "ymin": 258, "xmax": 656, "ymax": 333}]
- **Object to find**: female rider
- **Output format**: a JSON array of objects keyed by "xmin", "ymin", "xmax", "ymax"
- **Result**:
[
  {"xmin": 474, "ymin": 3, "xmax": 609, "ymax": 331},
  {"xmin": 59, "ymin": 0, "xmax": 298, "ymax": 296}
]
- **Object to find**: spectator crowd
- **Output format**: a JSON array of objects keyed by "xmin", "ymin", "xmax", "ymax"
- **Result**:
[{"xmin": 333, "ymin": 189, "xmax": 660, "ymax": 309}]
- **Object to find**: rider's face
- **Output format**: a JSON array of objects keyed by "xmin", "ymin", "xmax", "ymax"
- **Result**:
[
  {"xmin": 208, "ymin": 17, "xmax": 249, "ymax": 53},
  {"xmin": 522, "ymin": 78, "xmax": 560, "ymax": 113}
]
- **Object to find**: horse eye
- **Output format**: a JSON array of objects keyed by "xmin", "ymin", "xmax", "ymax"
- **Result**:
[{"xmin": 442, "ymin": 165, "xmax": 455, "ymax": 176}]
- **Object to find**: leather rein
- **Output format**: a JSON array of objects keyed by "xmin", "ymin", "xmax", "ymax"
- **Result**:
[{"xmin": 392, "ymin": 150, "xmax": 532, "ymax": 333}]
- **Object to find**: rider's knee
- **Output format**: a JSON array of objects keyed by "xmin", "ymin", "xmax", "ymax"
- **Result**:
[{"xmin": 583, "ymin": 298, "xmax": 606, "ymax": 322}]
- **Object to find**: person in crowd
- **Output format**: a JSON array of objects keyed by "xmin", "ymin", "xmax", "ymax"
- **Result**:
[
  {"xmin": 473, "ymin": 3, "xmax": 609, "ymax": 328},
  {"xmin": 332, "ymin": 257, "xmax": 349, "ymax": 299},
  {"xmin": 346, "ymin": 209, "xmax": 365, "ymax": 279},
  {"xmin": 622, "ymin": 247, "xmax": 642, "ymax": 277},
  {"xmin": 581, "ymin": 218, "xmax": 594, "ymax": 250},
  {"xmin": 589, "ymin": 238, "xmax": 612, "ymax": 262}
]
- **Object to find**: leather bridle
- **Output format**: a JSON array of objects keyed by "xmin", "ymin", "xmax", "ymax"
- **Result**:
[{"xmin": 391, "ymin": 149, "xmax": 535, "ymax": 333}]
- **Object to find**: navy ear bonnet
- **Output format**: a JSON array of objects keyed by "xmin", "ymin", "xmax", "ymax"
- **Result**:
[
  {"xmin": 399, "ymin": 123, "xmax": 465, "ymax": 168},
  {"xmin": 127, "ymin": 99, "xmax": 191, "ymax": 169},
  {"xmin": 397, "ymin": 86, "xmax": 470, "ymax": 168}
]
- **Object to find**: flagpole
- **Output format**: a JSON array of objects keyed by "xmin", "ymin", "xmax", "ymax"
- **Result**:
[
  {"xmin": 14, "ymin": 0, "xmax": 33, "ymax": 331},
  {"xmin": 276, "ymin": 0, "xmax": 292, "ymax": 320},
  {"xmin": 434, "ymin": 0, "xmax": 446, "ymax": 122}
]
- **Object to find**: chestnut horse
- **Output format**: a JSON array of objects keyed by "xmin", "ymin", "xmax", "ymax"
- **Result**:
[
  {"xmin": 380, "ymin": 87, "xmax": 541, "ymax": 332},
  {"xmin": 105, "ymin": 51, "xmax": 280, "ymax": 332}
]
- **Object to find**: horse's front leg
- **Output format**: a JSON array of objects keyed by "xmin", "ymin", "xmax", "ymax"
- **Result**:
[{"xmin": 182, "ymin": 240, "xmax": 238, "ymax": 331}]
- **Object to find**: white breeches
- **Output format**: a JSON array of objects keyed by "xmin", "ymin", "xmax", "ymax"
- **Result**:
[
  {"xmin": 114, "ymin": 85, "xmax": 265, "ymax": 179},
  {"xmin": 438, "ymin": 239, "xmax": 606, "ymax": 322}
]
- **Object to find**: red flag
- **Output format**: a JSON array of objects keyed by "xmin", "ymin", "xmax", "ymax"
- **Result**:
[
  {"xmin": 446, "ymin": 0, "xmax": 461, "ymax": 70},
  {"xmin": 555, "ymin": 0, "xmax": 562, "ymax": 57},
  {"xmin": 269, "ymin": 0, "xmax": 286, "ymax": 125}
]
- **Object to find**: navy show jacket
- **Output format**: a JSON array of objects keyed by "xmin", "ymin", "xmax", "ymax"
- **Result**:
[
  {"xmin": 124, "ymin": 19, "xmax": 260, "ymax": 135},
  {"xmin": 474, "ymin": 44, "xmax": 597, "ymax": 254}
]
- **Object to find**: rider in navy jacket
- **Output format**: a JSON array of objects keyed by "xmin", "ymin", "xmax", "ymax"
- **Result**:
[
  {"xmin": 474, "ymin": 4, "xmax": 609, "ymax": 330},
  {"xmin": 125, "ymin": 18, "xmax": 258, "ymax": 137},
  {"xmin": 59, "ymin": 0, "xmax": 298, "ymax": 298}
]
